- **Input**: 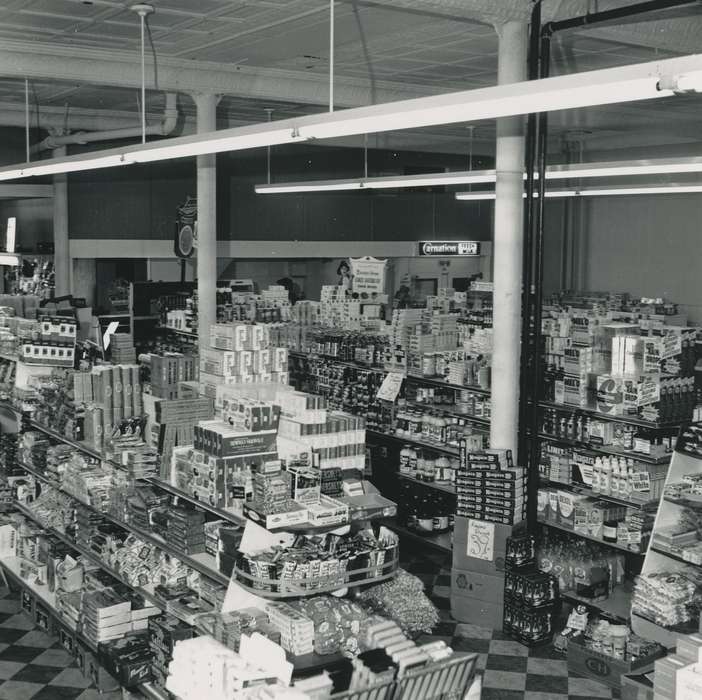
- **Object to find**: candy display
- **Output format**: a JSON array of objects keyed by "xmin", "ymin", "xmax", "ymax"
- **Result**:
[
  {"xmin": 356, "ymin": 569, "xmax": 440, "ymax": 636},
  {"xmin": 234, "ymin": 527, "xmax": 399, "ymax": 595}
]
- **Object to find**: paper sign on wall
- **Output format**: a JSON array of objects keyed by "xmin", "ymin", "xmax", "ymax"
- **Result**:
[
  {"xmin": 376, "ymin": 372, "xmax": 404, "ymax": 402},
  {"xmin": 466, "ymin": 519, "xmax": 495, "ymax": 562},
  {"xmin": 350, "ymin": 256, "xmax": 387, "ymax": 296}
]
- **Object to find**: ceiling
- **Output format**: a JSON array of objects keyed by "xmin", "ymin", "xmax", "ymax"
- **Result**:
[{"xmin": 0, "ymin": 0, "xmax": 701, "ymax": 158}]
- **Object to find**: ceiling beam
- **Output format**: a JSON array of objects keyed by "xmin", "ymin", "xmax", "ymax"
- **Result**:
[{"xmin": 0, "ymin": 39, "xmax": 445, "ymax": 109}]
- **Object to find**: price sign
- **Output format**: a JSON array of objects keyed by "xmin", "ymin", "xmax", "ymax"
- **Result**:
[
  {"xmin": 102, "ymin": 321, "xmax": 120, "ymax": 351},
  {"xmin": 466, "ymin": 519, "xmax": 495, "ymax": 562},
  {"xmin": 637, "ymin": 377, "xmax": 661, "ymax": 407},
  {"xmin": 376, "ymin": 372, "xmax": 404, "ymax": 403},
  {"xmin": 630, "ymin": 472, "xmax": 651, "ymax": 492},
  {"xmin": 349, "ymin": 256, "xmax": 387, "ymax": 296},
  {"xmin": 661, "ymin": 332, "xmax": 682, "ymax": 360}
]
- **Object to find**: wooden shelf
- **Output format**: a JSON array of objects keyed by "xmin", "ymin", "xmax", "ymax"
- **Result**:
[
  {"xmin": 155, "ymin": 326, "xmax": 197, "ymax": 339},
  {"xmin": 537, "ymin": 518, "xmax": 646, "ymax": 555},
  {"xmin": 650, "ymin": 545, "xmax": 702, "ymax": 567}
]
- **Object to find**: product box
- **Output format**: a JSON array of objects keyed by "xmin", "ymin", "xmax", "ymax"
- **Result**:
[
  {"xmin": 450, "ymin": 567, "xmax": 504, "ymax": 629},
  {"xmin": 567, "ymin": 634, "xmax": 664, "ymax": 690},
  {"xmin": 596, "ymin": 374, "xmax": 624, "ymax": 416},
  {"xmin": 243, "ymin": 501, "xmax": 308, "ymax": 529}
]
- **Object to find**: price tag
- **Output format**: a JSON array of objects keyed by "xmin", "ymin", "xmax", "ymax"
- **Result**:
[
  {"xmin": 466, "ymin": 519, "xmax": 495, "ymax": 562},
  {"xmin": 376, "ymin": 372, "xmax": 404, "ymax": 403},
  {"xmin": 630, "ymin": 471, "xmax": 651, "ymax": 492}
]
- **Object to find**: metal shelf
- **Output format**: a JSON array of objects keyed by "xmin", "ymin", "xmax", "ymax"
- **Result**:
[
  {"xmin": 538, "ymin": 400, "xmax": 680, "ymax": 429},
  {"xmin": 537, "ymin": 518, "xmax": 646, "ymax": 555},
  {"xmin": 406, "ymin": 401, "xmax": 490, "ymax": 428},
  {"xmin": 367, "ymin": 429, "xmax": 460, "ymax": 457},
  {"xmin": 559, "ymin": 581, "xmax": 633, "ymax": 622},
  {"xmin": 649, "ymin": 545, "xmax": 698, "ymax": 567},
  {"xmin": 147, "ymin": 477, "xmax": 245, "ymax": 527},
  {"xmin": 384, "ymin": 519, "xmax": 452, "ymax": 553},
  {"xmin": 289, "ymin": 350, "xmax": 491, "ymax": 396},
  {"xmin": 0, "ymin": 556, "xmax": 98, "ymax": 652},
  {"xmin": 16, "ymin": 466, "xmax": 229, "ymax": 586},
  {"xmin": 538, "ymin": 478, "xmax": 658, "ymax": 511},
  {"xmin": 398, "ymin": 473, "xmax": 456, "ymax": 495},
  {"xmin": 155, "ymin": 326, "xmax": 197, "ymax": 339},
  {"xmin": 538, "ymin": 433, "xmax": 671, "ymax": 465}
]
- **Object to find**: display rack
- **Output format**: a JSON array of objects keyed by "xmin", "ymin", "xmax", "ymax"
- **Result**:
[{"xmin": 632, "ymin": 423, "xmax": 702, "ymax": 648}]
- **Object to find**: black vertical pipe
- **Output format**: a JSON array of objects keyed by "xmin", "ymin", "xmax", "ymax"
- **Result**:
[
  {"xmin": 527, "ymin": 32, "xmax": 551, "ymax": 530},
  {"xmin": 517, "ymin": 0, "xmax": 542, "ymax": 469}
]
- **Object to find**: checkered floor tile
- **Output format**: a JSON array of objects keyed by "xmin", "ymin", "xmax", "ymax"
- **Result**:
[
  {"xmin": 0, "ymin": 588, "xmax": 121, "ymax": 700},
  {"xmin": 402, "ymin": 550, "xmax": 621, "ymax": 700}
]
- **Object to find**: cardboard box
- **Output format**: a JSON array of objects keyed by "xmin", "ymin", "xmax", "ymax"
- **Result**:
[
  {"xmin": 568, "ymin": 634, "xmax": 664, "ymax": 690},
  {"xmin": 243, "ymin": 501, "xmax": 308, "ymax": 529}
]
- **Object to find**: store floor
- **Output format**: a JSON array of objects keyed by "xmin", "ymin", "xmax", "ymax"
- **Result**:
[
  {"xmin": 403, "ymin": 550, "xmax": 620, "ymax": 700},
  {"xmin": 0, "ymin": 587, "xmax": 119, "ymax": 700}
]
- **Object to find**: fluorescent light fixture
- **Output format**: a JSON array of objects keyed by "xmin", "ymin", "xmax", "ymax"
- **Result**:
[
  {"xmin": 256, "ymin": 156, "xmax": 702, "ymax": 194},
  {"xmin": 0, "ymin": 52, "xmax": 701, "ymax": 182},
  {"xmin": 255, "ymin": 170, "xmax": 498, "ymax": 193},
  {"xmin": 0, "ymin": 253, "xmax": 20, "ymax": 266},
  {"xmin": 455, "ymin": 183, "xmax": 702, "ymax": 200}
]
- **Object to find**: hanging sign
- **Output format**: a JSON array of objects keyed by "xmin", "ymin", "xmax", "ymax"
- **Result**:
[
  {"xmin": 660, "ymin": 332, "xmax": 682, "ymax": 360},
  {"xmin": 418, "ymin": 241, "xmax": 481, "ymax": 256},
  {"xmin": 376, "ymin": 372, "xmax": 404, "ymax": 403},
  {"xmin": 350, "ymin": 256, "xmax": 387, "ymax": 296},
  {"xmin": 466, "ymin": 519, "xmax": 495, "ymax": 561},
  {"xmin": 5, "ymin": 217, "xmax": 16, "ymax": 253}
]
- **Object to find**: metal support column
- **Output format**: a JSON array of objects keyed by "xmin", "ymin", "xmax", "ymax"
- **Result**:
[
  {"xmin": 490, "ymin": 20, "xmax": 528, "ymax": 455},
  {"xmin": 193, "ymin": 93, "xmax": 219, "ymax": 358},
  {"xmin": 53, "ymin": 144, "xmax": 70, "ymax": 296}
]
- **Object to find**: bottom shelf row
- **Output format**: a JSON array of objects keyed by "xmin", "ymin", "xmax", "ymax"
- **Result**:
[{"xmin": 1, "ymin": 504, "xmax": 474, "ymax": 700}]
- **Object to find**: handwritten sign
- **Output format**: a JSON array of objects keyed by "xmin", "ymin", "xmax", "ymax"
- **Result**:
[
  {"xmin": 637, "ymin": 377, "xmax": 661, "ymax": 407},
  {"xmin": 467, "ymin": 519, "xmax": 495, "ymax": 562},
  {"xmin": 376, "ymin": 372, "xmax": 404, "ymax": 403},
  {"xmin": 350, "ymin": 256, "xmax": 387, "ymax": 296}
]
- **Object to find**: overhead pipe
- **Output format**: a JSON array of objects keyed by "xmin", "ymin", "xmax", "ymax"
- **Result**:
[{"xmin": 30, "ymin": 93, "xmax": 178, "ymax": 153}]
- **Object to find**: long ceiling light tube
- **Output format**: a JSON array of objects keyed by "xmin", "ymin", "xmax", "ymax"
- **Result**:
[
  {"xmin": 1, "ymin": 54, "xmax": 702, "ymax": 182},
  {"xmin": 256, "ymin": 155, "xmax": 702, "ymax": 194},
  {"xmin": 455, "ymin": 183, "xmax": 702, "ymax": 200}
]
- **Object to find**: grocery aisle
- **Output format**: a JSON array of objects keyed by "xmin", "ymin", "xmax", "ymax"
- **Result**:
[
  {"xmin": 405, "ymin": 553, "xmax": 620, "ymax": 700},
  {"xmin": 0, "ymin": 587, "xmax": 120, "ymax": 700}
]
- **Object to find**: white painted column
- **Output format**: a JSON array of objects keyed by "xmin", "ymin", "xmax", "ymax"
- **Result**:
[
  {"xmin": 193, "ymin": 93, "xmax": 219, "ymax": 357},
  {"xmin": 53, "ymin": 144, "xmax": 70, "ymax": 296},
  {"xmin": 489, "ymin": 21, "xmax": 528, "ymax": 454}
]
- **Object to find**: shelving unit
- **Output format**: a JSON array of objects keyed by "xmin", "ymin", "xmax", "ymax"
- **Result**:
[
  {"xmin": 537, "ymin": 518, "xmax": 646, "ymax": 555},
  {"xmin": 18, "ymin": 461, "xmax": 229, "ymax": 585},
  {"xmin": 560, "ymin": 581, "xmax": 635, "ymax": 622},
  {"xmin": 538, "ymin": 478, "xmax": 658, "ymax": 510},
  {"xmin": 398, "ymin": 473, "xmax": 456, "ymax": 495},
  {"xmin": 631, "ymin": 424, "xmax": 702, "ymax": 647},
  {"xmin": 367, "ymin": 429, "xmax": 461, "ymax": 458},
  {"xmin": 537, "ymin": 433, "xmax": 672, "ymax": 466},
  {"xmin": 538, "ymin": 400, "xmax": 680, "ymax": 430},
  {"xmin": 384, "ymin": 519, "xmax": 452, "ymax": 553}
]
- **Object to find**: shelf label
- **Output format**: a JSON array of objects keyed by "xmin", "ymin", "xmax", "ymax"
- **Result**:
[
  {"xmin": 376, "ymin": 372, "xmax": 404, "ymax": 403},
  {"xmin": 467, "ymin": 519, "xmax": 495, "ymax": 561}
]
